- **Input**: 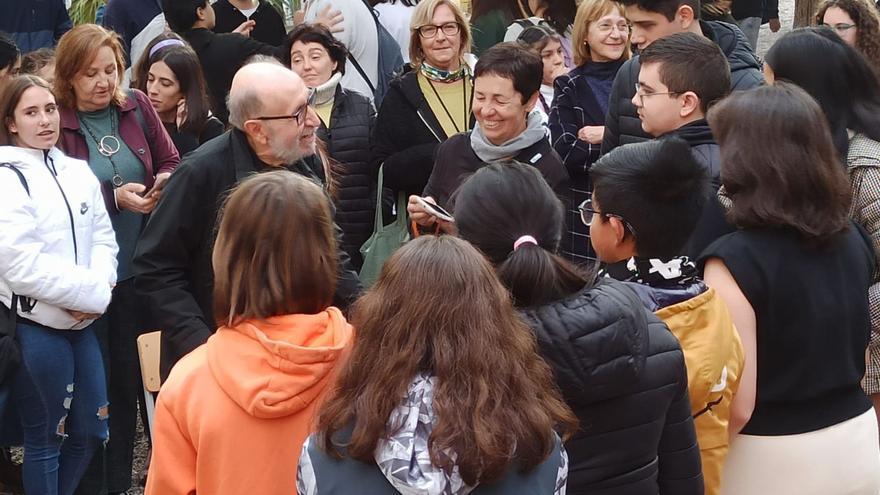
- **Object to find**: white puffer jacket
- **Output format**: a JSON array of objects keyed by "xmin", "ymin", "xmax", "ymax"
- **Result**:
[{"xmin": 0, "ymin": 146, "xmax": 118, "ymax": 330}]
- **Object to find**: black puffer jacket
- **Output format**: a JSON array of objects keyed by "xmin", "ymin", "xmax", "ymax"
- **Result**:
[
  {"xmin": 371, "ymin": 67, "xmax": 475, "ymax": 198},
  {"xmin": 519, "ymin": 279, "xmax": 704, "ymax": 495},
  {"xmin": 318, "ymin": 86, "xmax": 377, "ymax": 270},
  {"xmin": 600, "ymin": 21, "xmax": 763, "ymax": 155}
]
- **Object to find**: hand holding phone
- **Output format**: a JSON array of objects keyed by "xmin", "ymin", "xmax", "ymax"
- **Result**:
[
  {"xmin": 413, "ymin": 196, "xmax": 454, "ymax": 223},
  {"xmin": 143, "ymin": 173, "xmax": 170, "ymax": 199}
]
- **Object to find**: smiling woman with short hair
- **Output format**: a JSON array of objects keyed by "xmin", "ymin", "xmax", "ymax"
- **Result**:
[{"xmin": 411, "ymin": 42, "xmax": 568, "ymax": 243}]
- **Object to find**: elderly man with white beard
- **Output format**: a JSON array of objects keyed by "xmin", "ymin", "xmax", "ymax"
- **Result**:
[{"xmin": 133, "ymin": 61, "xmax": 362, "ymax": 380}]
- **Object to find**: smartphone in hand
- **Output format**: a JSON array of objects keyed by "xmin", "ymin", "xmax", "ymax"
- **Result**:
[
  {"xmin": 143, "ymin": 174, "xmax": 169, "ymax": 198},
  {"xmin": 414, "ymin": 196, "xmax": 454, "ymax": 223}
]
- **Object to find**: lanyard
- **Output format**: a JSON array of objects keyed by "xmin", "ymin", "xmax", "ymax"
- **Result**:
[{"xmin": 426, "ymin": 76, "xmax": 471, "ymax": 134}]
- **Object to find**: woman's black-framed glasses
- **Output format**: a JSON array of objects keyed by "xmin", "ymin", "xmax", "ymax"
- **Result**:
[
  {"xmin": 252, "ymin": 88, "xmax": 317, "ymax": 125},
  {"xmin": 578, "ymin": 198, "xmax": 637, "ymax": 236},
  {"xmin": 417, "ymin": 22, "xmax": 461, "ymax": 38}
]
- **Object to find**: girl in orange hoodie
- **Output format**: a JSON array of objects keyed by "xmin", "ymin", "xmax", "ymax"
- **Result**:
[{"xmin": 145, "ymin": 171, "xmax": 355, "ymax": 495}]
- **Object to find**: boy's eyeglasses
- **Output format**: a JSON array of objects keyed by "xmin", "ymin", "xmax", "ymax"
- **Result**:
[
  {"xmin": 578, "ymin": 198, "xmax": 637, "ymax": 236},
  {"xmin": 634, "ymin": 82, "xmax": 680, "ymax": 106}
]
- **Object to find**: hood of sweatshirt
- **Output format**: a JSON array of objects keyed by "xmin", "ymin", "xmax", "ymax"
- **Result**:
[
  {"xmin": 374, "ymin": 373, "xmax": 476, "ymax": 495},
  {"xmin": 206, "ymin": 307, "xmax": 354, "ymax": 419}
]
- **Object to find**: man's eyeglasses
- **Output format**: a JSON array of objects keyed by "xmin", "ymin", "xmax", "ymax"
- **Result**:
[
  {"xmin": 578, "ymin": 198, "xmax": 637, "ymax": 235},
  {"xmin": 251, "ymin": 88, "xmax": 317, "ymax": 125},
  {"xmin": 417, "ymin": 22, "xmax": 460, "ymax": 39},
  {"xmin": 634, "ymin": 82, "xmax": 680, "ymax": 106},
  {"xmin": 820, "ymin": 22, "xmax": 857, "ymax": 34}
]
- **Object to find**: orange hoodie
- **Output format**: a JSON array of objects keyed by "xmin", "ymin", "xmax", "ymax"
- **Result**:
[{"xmin": 145, "ymin": 308, "xmax": 354, "ymax": 495}]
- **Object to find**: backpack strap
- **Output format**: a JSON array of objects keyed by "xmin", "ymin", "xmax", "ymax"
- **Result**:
[
  {"xmin": 514, "ymin": 18, "xmax": 537, "ymax": 28},
  {"xmin": 347, "ymin": 54, "xmax": 377, "ymax": 94},
  {"xmin": 0, "ymin": 163, "xmax": 29, "ymax": 325},
  {"xmin": 0, "ymin": 163, "xmax": 29, "ymax": 196},
  {"xmin": 346, "ymin": 0, "xmax": 379, "ymax": 94}
]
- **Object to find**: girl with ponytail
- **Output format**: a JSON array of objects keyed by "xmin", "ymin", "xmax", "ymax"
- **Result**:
[{"xmin": 454, "ymin": 161, "xmax": 703, "ymax": 495}]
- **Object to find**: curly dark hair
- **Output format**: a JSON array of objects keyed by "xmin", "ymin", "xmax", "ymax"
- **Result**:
[
  {"xmin": 816, "ymin": 0, "xmax": 880, "ymax": 72},
  {"xmin": 281, "ymin": 23, "xmax": 348, "ymax": 75}
]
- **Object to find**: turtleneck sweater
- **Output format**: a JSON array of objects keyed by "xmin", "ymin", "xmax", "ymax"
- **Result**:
[
  {"xmin": 313, "ymin": 72, "xmax": 342, "ymax": 126},
  {"xmin": 582, "ymin": 59, "xmax": 625, "ymax": 115}
]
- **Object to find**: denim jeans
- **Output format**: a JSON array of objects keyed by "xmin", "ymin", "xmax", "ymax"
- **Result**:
[
  {"xmin": 13, "ymin": 321, "xmax": 108, "ymax": 495},
  {"xmin": 77, "ymin": 279, "xmax": 149, "ymax": 494}
]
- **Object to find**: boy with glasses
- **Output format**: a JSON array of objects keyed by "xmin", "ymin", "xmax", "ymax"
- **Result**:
[
  {"xmin": 600, "ymin": 0, "xmax": 762, "ymax": 155},
  {"xmin": 586, "ymin": 137, "xmax": 744, "ymax": 495},
  {"xmin": 632, "ymin": 32, "xmax": 733, "ymax": 258}
]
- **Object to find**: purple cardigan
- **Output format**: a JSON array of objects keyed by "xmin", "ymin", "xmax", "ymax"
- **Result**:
[{"xmin": 58, "ymin": 88, "xmax": 180, "ymax": 215}]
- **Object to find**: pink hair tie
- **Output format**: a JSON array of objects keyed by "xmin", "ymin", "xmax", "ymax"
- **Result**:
[{"xmin": 513, "ymin": 235, "xmax": 538, "ymax": 251}]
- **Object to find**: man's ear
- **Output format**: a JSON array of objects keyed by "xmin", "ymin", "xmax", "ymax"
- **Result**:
[
  {"xmin": 676, "ymin": 4, "xmax": 697, "ymax": 29},
  {"xmin": 679, "ymin": 91, "xmax": 702, "ymax": 119},
  {"xmin": 196, "ymin": 4, "xmax": 207, "ymax": 21},
  {"xmin": 243, "ymin": 120, "xmax": 267, "ymax": 144}
]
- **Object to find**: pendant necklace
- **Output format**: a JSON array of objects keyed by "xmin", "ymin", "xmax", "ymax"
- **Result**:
[
  {"xmin": 80, "ymin": 109, "xmax": 124, "ymax": 187},
  {"xmin": 427, "ymin": 75, "xmax": 471, "ymax": 134}
]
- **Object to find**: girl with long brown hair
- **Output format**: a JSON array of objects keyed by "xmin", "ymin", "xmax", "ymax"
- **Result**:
[
  {"xmin": 147, "ymin": 171, "xmax": 355, "ymax": 495},
  {"xmin": 298, "ymin": 235, "xmax": 576, "ymax": 494}
]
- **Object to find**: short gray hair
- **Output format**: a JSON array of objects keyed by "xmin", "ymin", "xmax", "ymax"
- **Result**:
[{"xmin": 227, "ymin": 87, "xmax": 264, "ymax": 130}]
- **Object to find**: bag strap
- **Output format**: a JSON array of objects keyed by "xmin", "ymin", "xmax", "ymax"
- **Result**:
[
  {"xmin": 347, "ymin": 53, "xmax": 376, "ymax": 94},
  {"xmin": 347, "ymin": 0, "xmax": 379, "ymax": 94},
  {"xmin": 0, "ymin": 163, "xmax": 29, "ymax": 196},
  {"xmin": 3, "ymin": 296, "xmax": 18, "ymax": 339},
  {"xmin": 0, "ymin": 163, "xmax": 29, "ymax": 328},
  {"xmin": 373, "ymin": 165, "xmax": 386, "ymax": 232}
]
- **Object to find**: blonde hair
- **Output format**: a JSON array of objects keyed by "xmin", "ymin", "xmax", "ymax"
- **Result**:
[
  {"xmin": 54, "ymin": 24, "xmax": 127, "ymax": 110},
  {"xmin": 572, "ymin": 0, "xmax": 632, "ymax": 66},
  {"xmin": 408, "ymin": 0, "xmax": 472, "ymax": 67}
]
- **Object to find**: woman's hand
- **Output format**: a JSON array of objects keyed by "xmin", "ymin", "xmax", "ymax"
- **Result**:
[
  {"xmin": 146, "ymin": 172, "xmax": 172, "ymax": 201},
  {"xmin": 175, "ymin": 99, "xmax": 188, "ymax": 129},
  {"xmin": 407, "ymin": 195, "xmax": 456, "ymax": 234},
  {"xmin": 67, "ymin": 309, "xmax": 101, "ymax": 321},
  {"xmin": 408, "ymin": 195, "xmax": 437, "ymax": 227},
  {"xmin": 115, "ymin": 183, "xmax": 159, "ymax": 214},
  {"xmin": 578, "ymin": 125, "xmax": 605, "ymax": 145}
]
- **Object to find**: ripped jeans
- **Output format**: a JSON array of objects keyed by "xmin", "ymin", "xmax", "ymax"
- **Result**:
[{"xmin": 12, "ymin": 321, "xmax": 108, "ymax": 495}]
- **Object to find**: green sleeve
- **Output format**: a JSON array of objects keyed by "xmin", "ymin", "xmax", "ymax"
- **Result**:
[{"xmin": 470, "ymin": 10, "xmax": 510, "ymax": 56}]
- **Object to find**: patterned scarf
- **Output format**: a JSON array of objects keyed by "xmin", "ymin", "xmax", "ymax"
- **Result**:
[{"xmin": 420, "ymin": 61, "xmax": 470, "ymax": 83}]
